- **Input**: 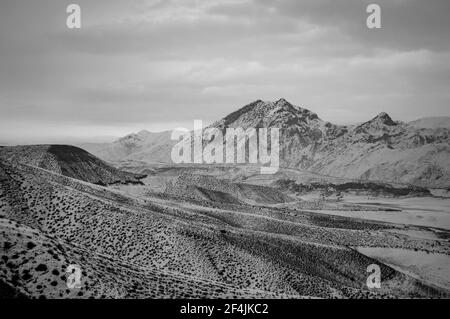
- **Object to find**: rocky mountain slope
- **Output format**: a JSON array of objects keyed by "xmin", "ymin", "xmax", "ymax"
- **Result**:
[
  {"xmin": 1, "ymin": 158, "xmax": 448, "ymax": 298},
  {"xmin": 84, "ymin": 99, "xmax": 450, "ymax": 188},
  {"xmin": 0, "ymin": 145, "xmax": 145, "ymax": 185},
  {"xmin": 209, "ymin": 99, "xmax": 450, "ymax": 188},
  {"xmin": 81, "ymin": 130, "xmax": 175, "ymax": 164}
]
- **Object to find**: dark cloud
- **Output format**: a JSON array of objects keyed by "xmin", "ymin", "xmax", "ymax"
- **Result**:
[{"xmin": 259, "ymin": 0, "xmax": 450, "ymax": 52}]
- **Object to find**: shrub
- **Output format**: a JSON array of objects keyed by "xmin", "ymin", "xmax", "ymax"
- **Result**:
[{"xmin": 35, "ymin": 264, "xmax": 48, "ymax": 272}]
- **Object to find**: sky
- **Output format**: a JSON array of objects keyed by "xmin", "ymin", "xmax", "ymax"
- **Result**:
[{"xmin": 0, "ymin": 0, "xmax": 449, "ymax": 144}]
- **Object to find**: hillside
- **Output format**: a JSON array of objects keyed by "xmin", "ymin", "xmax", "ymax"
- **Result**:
[
  {"xmin": 0, "ymin": 145, "xmax": 145, "ymax": 185},
  {"xmin": 209, "ymin": 99, "xmax": 450, "ymax": 188},
  {"xmin": 165, "ymin": 173, "xmax": 292, "ymax": 205},
  {"xmin": 1, "ymin": 159, "xmax": 448, "ymax": 298},
  {"xmin": 81, "ymin": 130, "xmax": 175, "ymax": 164}
]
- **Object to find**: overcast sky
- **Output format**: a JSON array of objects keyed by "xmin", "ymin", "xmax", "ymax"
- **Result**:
[{"xmin": 1, "ymin": 0, "xmax": 449, "ymax": 144}]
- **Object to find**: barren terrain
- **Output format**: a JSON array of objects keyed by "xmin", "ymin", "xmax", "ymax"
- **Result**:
[{"xmin": 1, "ymin": 149, "xmax": 449, "ymax": 298}]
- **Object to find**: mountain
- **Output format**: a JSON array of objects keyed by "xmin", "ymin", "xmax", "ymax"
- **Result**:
[
  {"xmin": 81, "ymin": 130, "xmax": 175, "ymax": 164},
  {"xmin": 0, "ymin": 145, "xmax": 145, "ymax": 185},
  {"xmin": 210, "ymin": 99, "xmax": 450, "ymax": 188},
  {"xmin": 409, "ymin": 117, "xmax": 450, "ymax": 129},
  {"xmin": 82, "ymin": 99, "xmax": 450, "ymax": 188},
  {"xmin": 297, "ymin": 111, "xmax": 450, "ymax": 189}
]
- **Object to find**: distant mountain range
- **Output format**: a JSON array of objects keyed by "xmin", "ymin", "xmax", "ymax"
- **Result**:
[
  {"xmin": 81, "ymin": 99, "xmax": 450, "ymax": 188},
  {"xmin": 81, "ymin": 130, "xmax": 174, "ymax": 164},
  {"xmin": 409, "ymin": 117, "xmax": 450, "ymax": 129}
]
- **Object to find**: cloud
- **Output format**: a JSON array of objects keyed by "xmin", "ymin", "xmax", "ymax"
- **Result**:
[{"xmin": 0, "ymin": 0, "xmax": 450, "ymax": 143}]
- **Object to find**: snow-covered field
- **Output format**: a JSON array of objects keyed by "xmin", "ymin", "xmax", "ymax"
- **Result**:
[
  {"xmin": 356, "ymin": 247, "xmax": 450, "ymax": 292},
  {"xmin": 311, "ymin": 195, "xmax": 450, "ymax": 230}
]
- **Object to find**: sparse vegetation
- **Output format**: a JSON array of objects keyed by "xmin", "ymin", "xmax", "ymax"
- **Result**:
[{"xmin": 0, "ymin": 155, "xmax": 449, "ymax": 299}]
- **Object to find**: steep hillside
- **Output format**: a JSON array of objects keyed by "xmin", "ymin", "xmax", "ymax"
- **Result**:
[
  {"xmin": 0, "ymin": 145, "xmax": 145, "ymax": 185},
  {"xmin": 1, "ymin": 160, "xmax": 447, "ymax": 298},
  {"xmin": 82, "ymin": 130, "xmax": 175, "ymax": 164},
  {"xmin": 209, "ymin": 99, "xmax": 450, "ymax": 188},
  {"xmin": 303, "ymin": 113, "xmax": 450, "ymax": 188}
]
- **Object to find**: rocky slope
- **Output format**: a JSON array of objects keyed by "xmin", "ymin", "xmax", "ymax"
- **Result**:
[
  {"xmin": 209, "ymin": 99, "xmax": 450, "ymax": 188},
  {"xmin": 84, "ymin": 99, "xmax": 450, "ymax": 188},
  {"xmin": 1, "ymin": 159, "xmax": 448, "ymax": 298},
  {"xmin": 0, "ymin": 145, "xmax": 145, "ymax": 185},
  {"xmin": 82, "ymin": 130, "xmax": 175, "ymax": 164}
]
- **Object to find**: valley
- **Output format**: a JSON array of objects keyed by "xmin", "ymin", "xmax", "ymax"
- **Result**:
[
  {"xmin": 1, "ymin": 99, "xmax": 449, "ymax": 299},
  {"xmin": 1, "ymin": 153, "xmax": 449, "ymax": 298}
]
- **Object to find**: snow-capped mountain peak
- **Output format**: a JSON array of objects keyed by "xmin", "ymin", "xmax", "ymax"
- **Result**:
[{"xmin": 83, "ymin": 99, "xmax": 450, "ymax": 188}]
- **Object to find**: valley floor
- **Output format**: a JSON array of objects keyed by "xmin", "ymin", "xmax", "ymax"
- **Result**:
[{"xmin": 298, "ymin": 195, "xmax": 450, "ymax": 230}]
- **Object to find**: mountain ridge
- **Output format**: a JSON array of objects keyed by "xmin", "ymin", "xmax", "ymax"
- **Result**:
[
  {"xmin": 81, "ymin": 99, "xmax": 450, "ymax": 188},
  {"xmin": 0, "ymin": 144, "xmax": 145, "ymax": 185}
]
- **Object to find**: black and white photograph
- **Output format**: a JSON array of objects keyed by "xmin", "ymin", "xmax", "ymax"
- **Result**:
[{"xmin": 1, "ymin": 0, "xmax": 450, "ymax": 306}]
